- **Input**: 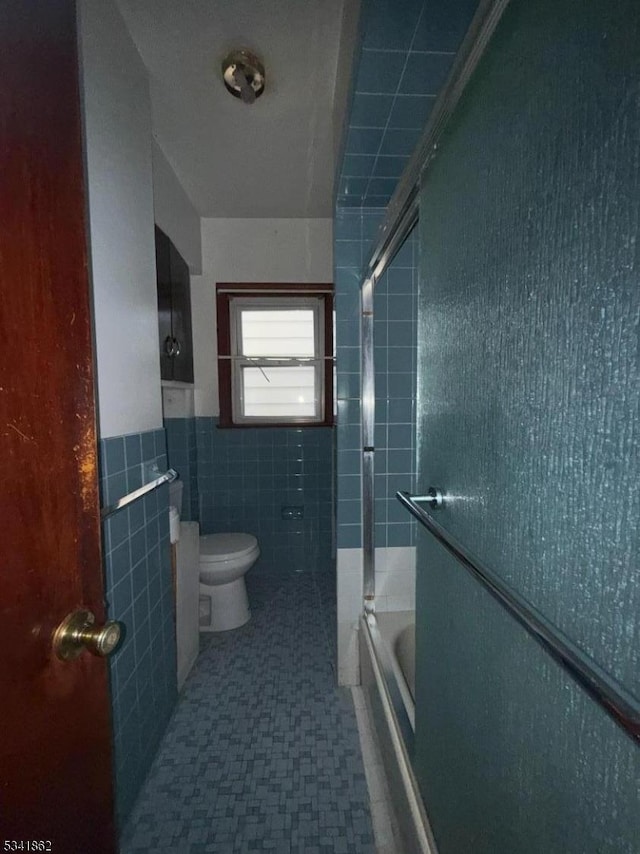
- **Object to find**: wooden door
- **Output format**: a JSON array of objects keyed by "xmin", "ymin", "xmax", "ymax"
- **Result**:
[{"xmin": 0, "ymin": 2, "xmax": 117, "ymax": 851}]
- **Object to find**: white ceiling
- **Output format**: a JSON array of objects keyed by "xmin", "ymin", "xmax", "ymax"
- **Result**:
[{"xmin": 116, "ymin": 0, "xmax": 350, "ymax": 218}]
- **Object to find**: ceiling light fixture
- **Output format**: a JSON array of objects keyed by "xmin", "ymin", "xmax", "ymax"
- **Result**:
[{"xmin": 221, "ymin": 49, "xmax": 265, "ymax": 105}]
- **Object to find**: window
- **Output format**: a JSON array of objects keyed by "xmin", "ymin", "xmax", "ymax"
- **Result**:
[{"xmin": 216, "ymin": 283, "xmax": 334, "ymax": 427}]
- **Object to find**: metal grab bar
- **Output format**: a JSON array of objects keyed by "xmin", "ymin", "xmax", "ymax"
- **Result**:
[
  {"xmin": 396, "ymin": 490, "xmax": 640, "ymax": 746},
  {"xmin": 101, "ymin": 468, "xmax": 178, "ymax": 520}
]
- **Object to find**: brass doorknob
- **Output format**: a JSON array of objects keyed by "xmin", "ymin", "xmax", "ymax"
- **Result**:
[{"xmin": 53, "ymin": 609, "xmax": 122, "ymax": 661}]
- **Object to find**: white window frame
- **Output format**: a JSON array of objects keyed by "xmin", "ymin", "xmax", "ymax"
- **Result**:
[{"xmin": 229, "ymin": 296, "xmax": 326, "ymax": 425}]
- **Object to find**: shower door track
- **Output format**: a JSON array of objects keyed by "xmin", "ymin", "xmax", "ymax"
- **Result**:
[{"xmin": 397, "ymin": 490, "xmax": 640, "ymax": 746}]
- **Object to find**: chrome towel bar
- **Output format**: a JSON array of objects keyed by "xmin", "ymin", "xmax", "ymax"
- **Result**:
[
  {"xmin": 397, "ymin": 490, "xmax": 640, "ymax": 746},
  {"xmin": 410, "ymin": 487, "xmax": 445, "ymax": 509},
  {"xmin": 101, "ymin": 468, "xmax": 178, "ymax": 520}
]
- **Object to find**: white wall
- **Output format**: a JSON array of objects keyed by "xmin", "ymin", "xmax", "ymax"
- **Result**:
[
  {"xmin": 192, "ymin": 218, "xmax": 333, "ymax": 416},
  {"xmin": 152, "ymin": 141, "xmax": 202, "ymax": 275},
  {"xmin": 79, "ymin": 0, "xmax": 163, "ymax": 438}
]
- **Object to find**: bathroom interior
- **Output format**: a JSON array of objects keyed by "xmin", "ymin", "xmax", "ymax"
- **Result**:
[{"xmin": 3, "ymin": 0, "xmax": 640, "ymax": 851}]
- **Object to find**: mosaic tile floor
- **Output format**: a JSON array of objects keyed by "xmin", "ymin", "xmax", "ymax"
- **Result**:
[{"xmin": 121, "ymin": 568, "xmax": 375, "ymax": 854}]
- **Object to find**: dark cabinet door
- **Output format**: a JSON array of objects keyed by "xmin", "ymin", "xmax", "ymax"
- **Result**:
[
  {"xmin": 169, "ymin": 240, "xmax": 194, "ymax": 383},
  {"xmin": 155, "ymin": 226, "xmax": 173, "ymax": 381},
  {"xmin": 154, "ymin": 226, "xmax": 193, "ymax": 382}
]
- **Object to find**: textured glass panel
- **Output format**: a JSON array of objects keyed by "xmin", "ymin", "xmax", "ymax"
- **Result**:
[{"xmin": 414, "ymin": 0, "xmax": 640, "ymax": 851}]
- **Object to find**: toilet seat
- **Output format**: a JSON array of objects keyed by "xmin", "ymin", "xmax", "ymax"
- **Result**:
[{"xmin": 200, "ymin": 533, "xmax": 258, "ymax": 563}]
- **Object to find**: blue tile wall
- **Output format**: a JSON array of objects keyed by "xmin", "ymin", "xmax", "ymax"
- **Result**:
[
  {"xmin": 337, "ymin": 0, "xmax": 480, "ymax": 209},
  {"xmin": 334, "ymin": 2, "xmax": 479, "ymax": 548},
  {"xmin": 335, "ymin": 211, "xmax": 418, "ymax": 551},
  {"xmin": 374, "ymin": 230, "xmax": 418, "ymax": 547},
  {"xmin": 196, "ymin": 419, "xmax": 334, "ymax": 573},
  {"xmin": 99, "ymin": 428, "xmax": 177, "ymax": 827},
  {"xmin": 334, "ymin": 208, "xmax": 385, "ymax": 549},
  {"xmin": 164, "ymin": 417, "xmax": 199, "ymax": 521}
]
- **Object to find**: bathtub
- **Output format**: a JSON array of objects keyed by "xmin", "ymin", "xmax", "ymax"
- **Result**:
[
  {"xmin": 360, "ymin": 609, "xmax": 437, "ymax": 854},
  {"xmin": 375, "ymin": 611, "xmax": 416, "ymax": 727}
]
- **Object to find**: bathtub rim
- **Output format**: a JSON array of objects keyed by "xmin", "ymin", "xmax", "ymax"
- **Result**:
[
  {"xmin": 360, "ymin": 612, "xmax": 438, "ymax": 854},
  {"xmin": 374, "ymin": 609, "xmax": 416, "ymax": 730}
]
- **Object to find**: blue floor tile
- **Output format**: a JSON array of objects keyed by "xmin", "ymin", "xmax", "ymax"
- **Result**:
[{"xmin": 121, "ymin": 569, "xmax": 374, "ymax": 854}]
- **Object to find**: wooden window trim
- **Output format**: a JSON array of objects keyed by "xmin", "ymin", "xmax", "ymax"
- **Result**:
[{"xmin": 216, "ymin": 282, "xmax": 335, "ymax": 428}]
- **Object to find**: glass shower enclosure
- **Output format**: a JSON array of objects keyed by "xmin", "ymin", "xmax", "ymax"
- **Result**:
[
  {"xmin": 363, "ymin": 0, "xmax": 640, "ymax": 854},
  {"xmin": 363, "ymin": 0, "xmax": 640, "ymax": 851}
]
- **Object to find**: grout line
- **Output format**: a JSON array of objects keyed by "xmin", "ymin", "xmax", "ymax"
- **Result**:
[{"xmin": 362, "ymin": 4, "xmax": 429, "ymax": 204}]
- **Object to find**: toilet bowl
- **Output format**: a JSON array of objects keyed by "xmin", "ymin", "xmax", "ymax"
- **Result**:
[{"xmin": 199, "ymin": 533, "xmax": 259, "ymax": 632}]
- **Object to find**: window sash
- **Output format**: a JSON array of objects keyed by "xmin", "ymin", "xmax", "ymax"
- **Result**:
[{"xmin": 229, "ymin": 297, "xmax": 325, "ymax": 423}]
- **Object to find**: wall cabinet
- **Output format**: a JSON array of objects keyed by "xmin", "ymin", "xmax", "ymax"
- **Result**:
[{"xmin": 155, "ymin": 225, "xmax": 193, "ymax": 383}]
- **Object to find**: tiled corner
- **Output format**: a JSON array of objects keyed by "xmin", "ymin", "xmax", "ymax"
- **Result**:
[{"xmin": 164, "ymin": 417, "xmax": 199, "ymax": 521}]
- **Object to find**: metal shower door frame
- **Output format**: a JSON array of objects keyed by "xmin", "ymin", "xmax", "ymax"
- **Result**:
[{"xmin": 358, "ymin": 0, "xmax": 513, "ymax": 608}]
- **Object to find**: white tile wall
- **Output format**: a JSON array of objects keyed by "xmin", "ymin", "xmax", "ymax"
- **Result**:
[
  {"xmin": 337, "ymin": 546, "xmax": 416, "ymax": 685},
  {"xmin": 374, "ymin": 546, "xmax": 416, "ymax": 613}
]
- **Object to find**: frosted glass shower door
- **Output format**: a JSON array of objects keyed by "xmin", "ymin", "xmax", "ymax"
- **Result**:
[{"xmin": 413, "ymin": 0, "xmax": 640, "ymax": 852}]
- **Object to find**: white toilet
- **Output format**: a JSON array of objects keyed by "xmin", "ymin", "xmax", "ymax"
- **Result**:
[{"xmin": 198, "ymin": 533, "xmax": 260, "ymax": 632}]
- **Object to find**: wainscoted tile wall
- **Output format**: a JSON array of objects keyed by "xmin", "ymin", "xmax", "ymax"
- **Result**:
[
  {"xmin": 196, "ymin": 419, "xmax": 334, "ymax": 573},
  {"xmin": 99, "ymin": 429, "xmax": 177, "ymax": 826},
  {"xmin": 164, "ymin": 417, "xmax": 199, "ymax": 521}
]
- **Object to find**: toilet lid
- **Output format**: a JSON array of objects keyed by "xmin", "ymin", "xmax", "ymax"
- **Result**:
[{"xmin": 200, "ymin": 533, "xmax": 258, "ymax": 562}]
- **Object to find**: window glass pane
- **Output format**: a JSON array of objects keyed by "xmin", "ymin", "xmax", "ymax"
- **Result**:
[
  {"xmin": 241, "ymin": 310, "xmax": 315, "ymax": 357},
  {"xmin": 242, "ymin": 366, "xmax": 316, "ymax": 417}
]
